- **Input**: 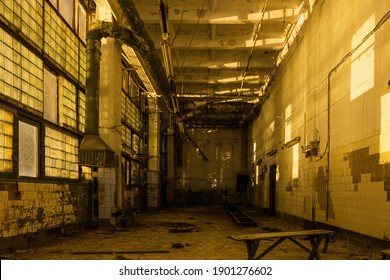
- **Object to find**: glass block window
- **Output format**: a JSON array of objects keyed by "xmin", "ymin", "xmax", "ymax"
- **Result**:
[
  {"xmin": 0, "ymin": 28, "xmax": 44, "ymax": 112},
  {"xmin": 132, "ymin": 133, "xmax": 140, "ymax": 154},
  {"xmin": 59, "ymin": 77, "xmax": 77, "ymax": 129},
  {"xmin": 48, "ymin": 0, "xmax": 57, "ymax": 7},
  {"xmin": 131, "ymin": 161, "xmax": 141, "ymax": 185},
  {"xmin": 0, "ymin": 108, "xmax": 14, "ymax": 173},
  {"xmin": 19, "ymin": 120, "xmax": 39, "ymax": 177},
  {"xmin": 81, "ymin": 166, "xmax": 92, "ymax": 181},
  {"xmin": 45, "ymin": 127, "xmax": 78, "ymax": 179},
  {"xmin": 121, "ymin": 124, "xmax": 133, "ymax": 155},
  {"xmin": 0, "ymin": 0, "xmax": 44, "ymax": 49},
  {"xmin": 79, "ymin": 42, "xmax": 87, "ymax": 87},
  {"xmin": 131, "ymin": 77, "xmax": 141, "ymax": 107},
  {"xmin": 78, "ymin": 90, "xmax": 86, "ymax": 133},
  {"xmin": 122, "ymin": 91, "xmax": 143, "ymax": 133},
  {"xmin": 122, "ymin": 157, "xmax": 131, "ymax": 187},
  {"xmin": 44, "ymin": 4, "xmax": 79, "ymax": 82}
]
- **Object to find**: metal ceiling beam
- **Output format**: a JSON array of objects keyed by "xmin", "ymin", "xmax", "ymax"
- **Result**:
[
  {"xmin": 135, "ymin": 7, "xmax": 299, "ymax": 24},
  {"xmin": 154, "ymin": 35, "xmax": 285, "ymax": 50},
  {"xmin": 108, "ymin": 0, "xmax": 174, "ymax": 116}
]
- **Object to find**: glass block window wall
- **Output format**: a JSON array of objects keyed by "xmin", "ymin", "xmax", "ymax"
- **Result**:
[
  {"xmin": 45, "ymin": 126, "xmax": 79, "ymax": 179},
  {"xmin": 0, "ymin": 108, "xmax": 14, "ymax": 173},
  {"xmin": 0, "ymin": 28, "xmax": 44, "ymax": 112}
]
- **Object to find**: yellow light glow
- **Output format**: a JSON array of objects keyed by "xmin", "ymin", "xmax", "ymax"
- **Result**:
[
  {"xmin": 285, "ymin": 104, "xmax": 292, "ymax": 143},
  {"xmin": 247, "ymin": 12, "xmax": 264, "ymax": 20},
  {"xmin": 269, "ymin": 120, "xmax": 275, "ymax": 133},
  {"xmin": 292, "ymin": 143, "xmax": 299, "ymax": 179},
  {"xmin": 209, "ymin": 16, "xmax": 239, "ymax": 24},
  {"xmin": 380, "ymin": 92, "xmax": 390, "ymax": 162},
  {"xmin": 245, "ymin": 38, "xmax": 284, "ymax": 48},
  {"xmin": 253, "ymin": 142, "xmax": 257, "ymax": 162},
  {"xmin": 217, "ymin": 75, "xmax": 259, "ymax": 84},
  {"xmin": 267, "ymin": 9, "xmax": 284, "ymax": 20},
  {"xmin": 350, "ymin": 15, "xmax": 375, "ymax": 101},
  {"xmin": 223, "ymin": 62, "xmax": 240, "ymax": 68}
]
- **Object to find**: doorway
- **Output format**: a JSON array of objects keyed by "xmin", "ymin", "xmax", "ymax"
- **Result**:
[{"xmin": 269, "ymin": 164, "xmax": 277, "ymax": 216}]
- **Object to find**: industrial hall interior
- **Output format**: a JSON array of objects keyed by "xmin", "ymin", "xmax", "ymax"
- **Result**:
[{"xmin": 0, "ymin": 0, "xmax": 390, "ymax": 260}]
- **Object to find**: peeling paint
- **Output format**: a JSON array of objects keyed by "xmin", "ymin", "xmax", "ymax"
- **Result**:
[
  {"xmin": 346, "ymin": 147, "xmax": 390, "ymax": 200},
  {"xmin": 36, "ymin": 207, "xmax": 45, "ymax": 223},
  {"xmin": 316, "ymin": 166, "xmax": 334, "ymax": 218}
]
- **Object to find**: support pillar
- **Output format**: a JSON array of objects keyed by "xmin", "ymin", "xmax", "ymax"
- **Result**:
[{"xmin": 147, "ymin": 98, "xmax": 161, "ymax": 208}]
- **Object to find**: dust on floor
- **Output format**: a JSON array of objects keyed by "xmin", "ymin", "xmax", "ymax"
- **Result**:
[{"xmin": 0, "ymin": 205, "xmax": 385, "ymax": 260}]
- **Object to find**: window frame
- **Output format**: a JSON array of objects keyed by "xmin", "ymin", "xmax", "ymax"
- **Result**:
[{"xmin": 17, "ymin": 116, "xmax": 43, "ymax": 179}]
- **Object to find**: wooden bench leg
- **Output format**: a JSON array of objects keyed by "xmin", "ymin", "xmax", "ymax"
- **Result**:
[
  {"xmin": 308, "ymin": 237, "xmax": 323, "ymax": 260},
  {"xmin": 244, "ymin": 240, "xmax": 260, "ymax": 260},
  {"xmin": 255, "ymin": 238, "xmax": 287, "ymax": 260},
  {"xmin": 322, "ymin": 235, "xmax": 332, "ymax": 253}
]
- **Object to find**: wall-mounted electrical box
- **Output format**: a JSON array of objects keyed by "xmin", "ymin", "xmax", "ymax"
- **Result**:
[{"xmin": 302, "ymin": 140, "xmax": 320, "ymax": 158}]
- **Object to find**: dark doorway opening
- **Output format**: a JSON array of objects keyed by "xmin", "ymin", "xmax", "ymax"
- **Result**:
[
  {"xmin": 269, "ymin": 164, "xmax": 277, "ymax": 216},
  {"xmin": 236, "ymin": 175, "xmax": 249, "ymax": 192}
]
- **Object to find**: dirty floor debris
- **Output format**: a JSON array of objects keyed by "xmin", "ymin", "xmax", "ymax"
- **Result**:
[{"xmin": 1, "ymin": 206, "xmax": 386, "ymax": 260}]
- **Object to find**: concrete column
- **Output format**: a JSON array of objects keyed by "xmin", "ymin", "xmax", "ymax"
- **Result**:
[
  {"xmin": 147, "ymin": 98, "xmax": 161, "ymax": 208},
  {"xmin": 166, "ymin": 126, "xmax": 176, "ymax": 202},
  {"xmin": 99, "ymin": 37, "xmax": 123, "ymax": 219}
]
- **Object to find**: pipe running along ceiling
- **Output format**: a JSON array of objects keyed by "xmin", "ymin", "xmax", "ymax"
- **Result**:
[{"xmin": 105, "ymin": 0, "xmax": 311, "ymax": 128}]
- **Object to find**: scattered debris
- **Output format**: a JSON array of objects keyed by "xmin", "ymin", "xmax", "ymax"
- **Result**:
[
  {"xmin": 0, "ymin": 254, "xmax": 14, "ymax": 260},
  {"xmin": 95, "ymin": 230, "xmax": 114, "ymax": 235},
  {"xmin": 172, "ymin": 243, "xmax": 184, "ymax": 249},
  {"xmin": 169, "ymin": 226, "xmax": 199, "ymax": 233},
  {"xmin": 115, "ymin": 254, "xmax": 130, "ymax": 260},
  {"xmin": 14, "ymin": 249, "xmax": 34, "ymax": 254},
  {"xmin": 72, "ymin": 250, "xmax": 170, "ymax": 255}
]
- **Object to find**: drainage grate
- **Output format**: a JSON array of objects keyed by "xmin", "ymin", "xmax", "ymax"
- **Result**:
[{"xmin": 224, "ymin": 203, "xmax": 258, "ymax": 228}]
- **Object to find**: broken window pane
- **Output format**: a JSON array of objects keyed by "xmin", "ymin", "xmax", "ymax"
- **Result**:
[{"xmin": 19, "ymin": 121, "xmax": 38, "ymax": 177}]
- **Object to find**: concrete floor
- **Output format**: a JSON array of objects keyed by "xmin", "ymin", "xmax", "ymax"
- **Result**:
[{"xmin": 0, "ymin": 205, "xmax": 386, "ymax": 260}]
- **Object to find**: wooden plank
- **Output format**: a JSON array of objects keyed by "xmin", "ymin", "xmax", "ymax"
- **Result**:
[{"xmin": 229, "ymin": 229, "xmax": 335, "ymax": 241}]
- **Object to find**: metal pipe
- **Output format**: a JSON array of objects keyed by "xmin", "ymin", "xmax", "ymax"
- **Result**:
[{"xmin": 85, "ymin": 38, "xmax": 101, "ymax": 134}]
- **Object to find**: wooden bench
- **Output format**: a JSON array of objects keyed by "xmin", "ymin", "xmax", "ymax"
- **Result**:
[
  {"xmin": 228, "ymin": 229, "xmax": 335, "ymax": 260},
  {"xmin": 380, "ymin": 249, "xmax": 390, "ymax": 260}
]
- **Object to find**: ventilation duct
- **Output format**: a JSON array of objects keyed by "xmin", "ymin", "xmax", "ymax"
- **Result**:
[
  {"xmin": 79, "ymin": 135, "xmax": 116, "ymax": 167},
  {"xmin": 80, "ymin": 20, "xmax": 172, "ymax": 167}
]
